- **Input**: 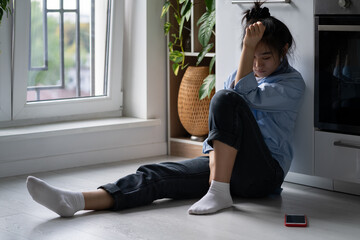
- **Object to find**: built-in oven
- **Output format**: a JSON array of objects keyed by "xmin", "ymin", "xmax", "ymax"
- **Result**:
[{"xmin": 315, "ymin": 0, "xmax": 360, "ymax": 135}]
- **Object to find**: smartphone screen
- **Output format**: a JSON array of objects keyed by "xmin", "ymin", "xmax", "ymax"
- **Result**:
[{"xmin": 285, "ymin": 214, "xmax": 307, "ymax": 227}]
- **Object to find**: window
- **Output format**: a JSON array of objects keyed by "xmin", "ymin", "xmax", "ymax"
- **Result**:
[
  {"xmin": 5, "ymin": 0, "xmax": 123, "ymax": 121},
  {"xmin": 28, "ymin": 0, "xmax": 109, "ymax": 102}
]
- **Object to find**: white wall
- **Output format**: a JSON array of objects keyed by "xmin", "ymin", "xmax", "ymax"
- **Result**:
[
  {"xmin": 146, "ymin": 0, "xmax": 167, "ymax": 120},
  {"xmin": 123, "ymin": 0, "xmax": 148, "ymax": 118},
  {"xmin": 123, "ymin": 0, "xmax": 167, "ymax": 121},
  {"xmin": 0, "ymin": 0, "xmax": 168, "ymax": 177},
  {"xmin": 270, "ymin": 1, "xmax": 315, "ymax": 175}
]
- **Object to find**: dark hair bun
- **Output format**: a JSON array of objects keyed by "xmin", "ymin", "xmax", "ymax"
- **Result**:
[{"xmin": 243, "ymin": 1, "xmax": 270, "ymax": 24}]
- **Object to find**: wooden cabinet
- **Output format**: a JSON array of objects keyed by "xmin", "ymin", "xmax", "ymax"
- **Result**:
[{"xmin": 167, "ymin": 0, "xmax": 214, "ymax": 158}]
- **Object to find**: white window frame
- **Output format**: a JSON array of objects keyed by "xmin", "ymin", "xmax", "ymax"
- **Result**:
[
  {"xmin": 11, "ymin": 0, "xmax": 123, "ymax": 121},
  {"xmin": 0, "ymin": 11, "xmax": 12, "ymax": 122}
]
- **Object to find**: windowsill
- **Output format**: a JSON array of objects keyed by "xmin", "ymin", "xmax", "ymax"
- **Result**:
[{"xmin": 0, "ymin": 117, "xmax": 161, "ymax": 142}]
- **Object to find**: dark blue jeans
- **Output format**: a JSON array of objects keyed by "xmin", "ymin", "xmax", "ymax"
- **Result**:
[{"xmin": 100, "ymin": 90, "xmax": 284, "ymax": 211}]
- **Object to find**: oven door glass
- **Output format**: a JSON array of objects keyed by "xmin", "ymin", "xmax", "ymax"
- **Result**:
[{"xmin": 315, "ymin": 16, "xmax": 360, "ymax": 134}]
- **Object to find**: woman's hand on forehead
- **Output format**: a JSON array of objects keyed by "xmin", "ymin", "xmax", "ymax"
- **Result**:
[{"xmin": 243, "ymin": 21, "xmax": 266, "ymax": 49}]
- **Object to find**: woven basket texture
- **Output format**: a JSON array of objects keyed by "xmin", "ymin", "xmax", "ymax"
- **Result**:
[{"xmin": 178, "ymin": 66, "xmax": 214, "ymax": 137}]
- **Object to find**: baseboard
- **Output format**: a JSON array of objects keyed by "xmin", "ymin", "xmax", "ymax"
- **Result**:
[
  {"xmin": 0, "ymin": 142, "xmax": 167, "ymax": 178},
  {"xmin": 285, "ymin": 171, "xmax": 334, "ymax": 191},
  {"xmin": 333, "ymin": 180, "xmax": 360, "ymax": 196}
]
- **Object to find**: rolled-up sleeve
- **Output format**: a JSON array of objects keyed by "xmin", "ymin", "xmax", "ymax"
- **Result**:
[
  {"xmin": 202, "ymin": 137, "xmax": 213, "ymax": 154},
  {"xmin": 224, "ymin": 70, "xmax": 238, "ymax": 90}
]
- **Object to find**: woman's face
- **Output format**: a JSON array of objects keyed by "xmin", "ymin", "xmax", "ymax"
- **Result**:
[{"xmin": 252, "ymin": 42, "xmax": 281, "ymax": 78}]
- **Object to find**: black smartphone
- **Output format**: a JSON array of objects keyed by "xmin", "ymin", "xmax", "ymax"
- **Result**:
[{"xmin": 284, "ymin": 214, "xmax": 307, "ymax": 227}]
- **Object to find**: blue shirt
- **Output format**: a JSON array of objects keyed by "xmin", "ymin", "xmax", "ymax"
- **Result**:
[{"xmin": 202, "ymin": 60, "xmax": 305, "ymax": 176}]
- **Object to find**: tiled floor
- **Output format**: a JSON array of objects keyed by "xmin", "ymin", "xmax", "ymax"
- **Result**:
[{"xmin": 1, "ymin": 155, "xmax": 360, "ymax": 240}]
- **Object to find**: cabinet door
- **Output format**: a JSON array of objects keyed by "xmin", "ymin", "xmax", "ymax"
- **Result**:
[
  {"xmin": 216, "ymin": 0, "xmax": 314, "ymax": 174},
  {"xmin": 315, "ymin": 131, "xmax": 360, "ymax": 184}
]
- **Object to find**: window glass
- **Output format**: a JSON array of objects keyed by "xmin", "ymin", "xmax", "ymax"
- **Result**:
[
  {"xmin": 28, "ymin": 0, "xmax": 109, "ymax": 102},
  {"xmin": 11, "ymin": 0, "xmax": 123, "ymax": 121},
  {"xmin": 47, "ymin": 0, "xmax": 59, "ymax": 10},
  {"xmin": 63, "ymin": 0, "xmax": 76, "ymax": 10}
]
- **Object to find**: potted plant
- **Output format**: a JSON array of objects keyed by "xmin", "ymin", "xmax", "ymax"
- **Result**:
[
  {"xmin": 161, "ymin": 0, "xmax": 215, "ymax": 138},
  {"xmin": 161, "ymin": 0, "xmax": 192, "ymax": 76},
  {"xmin": 197, "ymin": 0, "xmax": 216, "ymax": 100},
  {"xmin": 0, "ymin": 0, "xmax": 11, "ymax": 25}
]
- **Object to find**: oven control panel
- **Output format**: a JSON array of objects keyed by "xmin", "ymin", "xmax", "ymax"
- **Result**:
[{"xmin": 315, "ymin": 0, "xmax": 360, "ymax": 14}]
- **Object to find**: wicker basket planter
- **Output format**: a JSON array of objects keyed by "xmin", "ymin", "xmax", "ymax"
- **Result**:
[{"xmin": 178, "ymin": 66, "xmax": 214, "ymax": 137}]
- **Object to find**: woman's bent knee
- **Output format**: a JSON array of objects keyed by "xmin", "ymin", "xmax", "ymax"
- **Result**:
[{"xmin": 210, "ymin": 90, "xmax": 247, "ymax": 113}]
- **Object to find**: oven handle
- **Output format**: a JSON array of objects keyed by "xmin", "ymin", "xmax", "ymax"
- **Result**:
[
  {"xmin": 318, "ymin": 25, "xmax": 360, "ymax": 32},
  {"xmin": 232, "ymin": 0, "xmax": 291, "ymax": 4},
  {"xmin": 334, "ymin": 141, "xmax": 360, "ymax": 150}
]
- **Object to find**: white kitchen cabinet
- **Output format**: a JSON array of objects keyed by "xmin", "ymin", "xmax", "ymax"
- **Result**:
[
  {"xmin": 315, "ymin": 131, "xmax": 360, "ymax": 184},
  {"xmin": 216, "ymin": 0, "xmax": 315, "ymax": 175}
]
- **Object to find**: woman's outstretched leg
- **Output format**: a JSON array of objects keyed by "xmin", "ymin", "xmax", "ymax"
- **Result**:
[
  {"xmin": 26, "ymin": 176, "xmax": 114, "ymax": 217},
  {"xmin": 26, "ymin": 156, "xmax": 210, "ymax": 217},
  {"xmin": 83, "ymin": 190, "xmax": 114, "ymax": 210}
]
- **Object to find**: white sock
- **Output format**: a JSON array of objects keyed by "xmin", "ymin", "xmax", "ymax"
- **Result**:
[
  {"xmin": 188, "ymin": 180, "xmax": 233, "ymax": 215},
  {"xmin": 26, "ymin": 176, "xmax": 85, "ymax": 217}
]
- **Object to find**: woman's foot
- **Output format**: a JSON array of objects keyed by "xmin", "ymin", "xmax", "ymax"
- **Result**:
[
  {"xmin": 26, "ymin": 176, "xmax": 85, "ymax": 217},
  {"xmin": 188, "ymin": 180, "xmax": 233, "ymax": 215}
]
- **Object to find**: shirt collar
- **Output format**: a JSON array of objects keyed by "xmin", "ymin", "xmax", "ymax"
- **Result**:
[{"xmin": 270, "ymin": 58, "xmax": 289, "ymax": 76}]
